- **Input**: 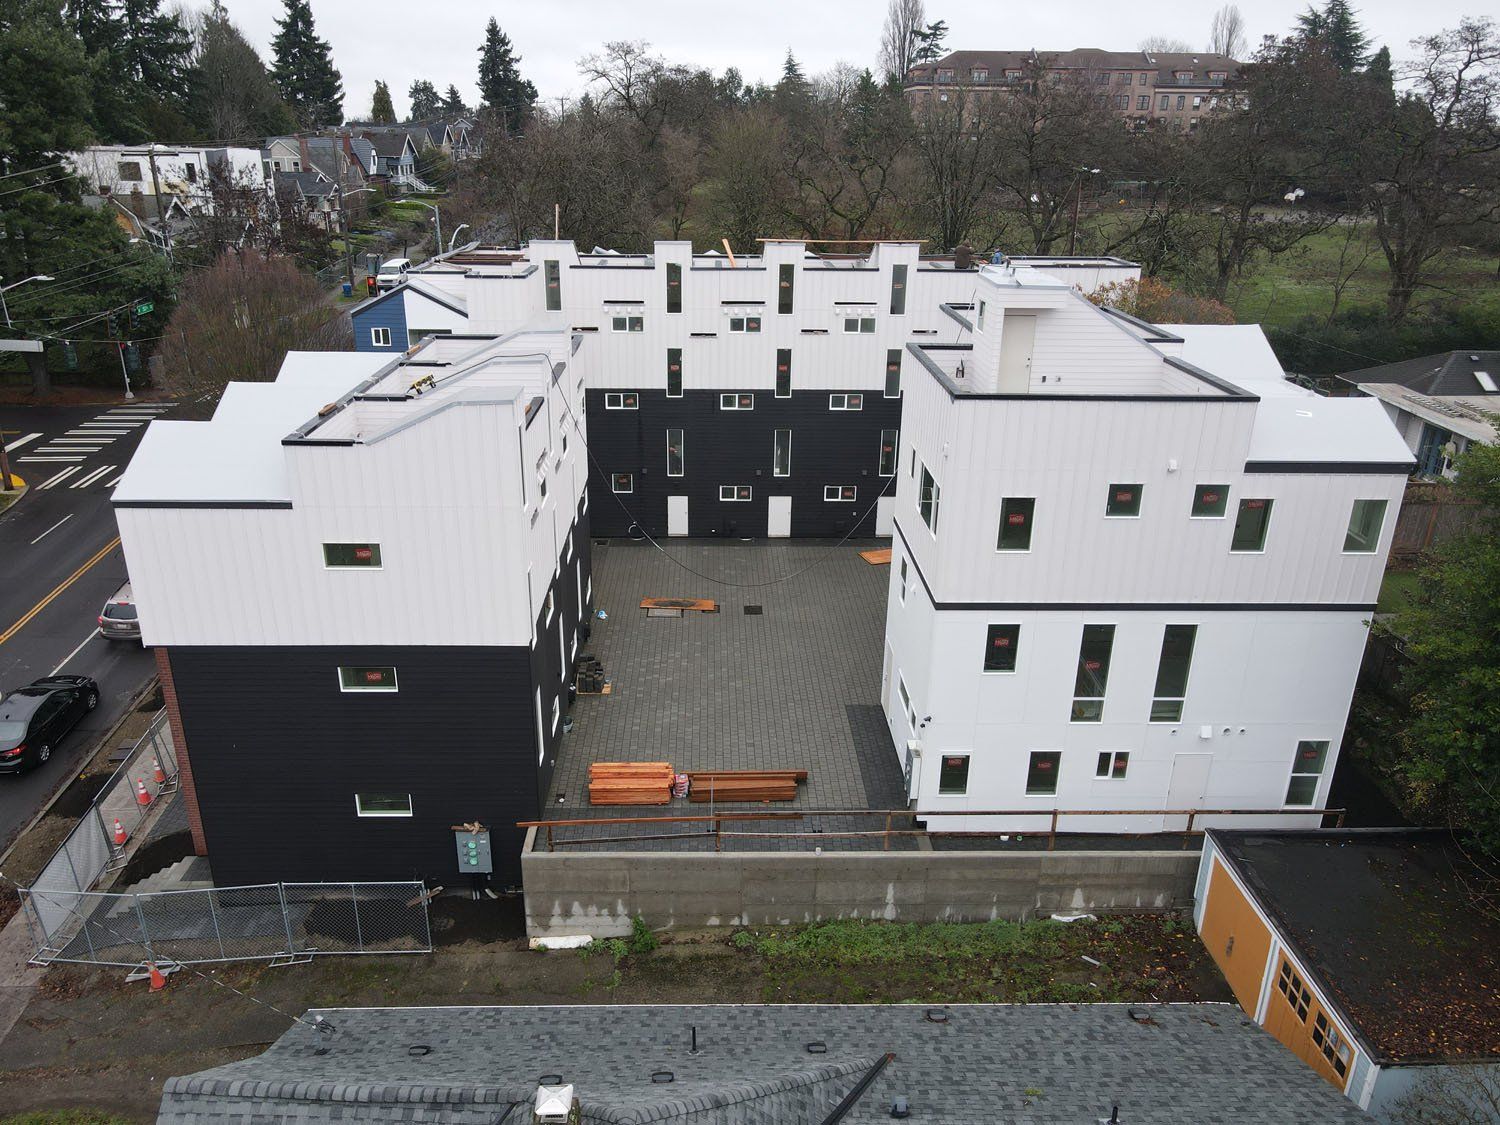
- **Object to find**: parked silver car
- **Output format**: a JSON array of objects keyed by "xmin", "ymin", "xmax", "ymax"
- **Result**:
[{"xmin": 97, "ymin": 582, "xmax": 140, "ymax": 641}]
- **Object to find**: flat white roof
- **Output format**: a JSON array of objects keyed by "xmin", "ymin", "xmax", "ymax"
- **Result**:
[
  {"xmin": 1164, "ymin": 324, "xmax": 1301, "ymax": 396},
  {"xmin": 114, "ymin": 355, "xmax": 389, "ymax": 504}
]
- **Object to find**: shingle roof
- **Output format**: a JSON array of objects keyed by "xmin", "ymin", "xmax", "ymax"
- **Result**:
[
  {"xmin": 274, "ymin": 171, "xmax": 332, "ymax": 200},
  {"xmin": 1339, "ymin": 350, "xmax": 1500, "ymax": 398},
  {"xmin": 362, "ymin": 131, "xmax": 411, "ymax": 159},
  {"xmin": 157, "ymin": 1003, "xmax": 1370, "ymax": 1124},
  {"xmin": 1209, "ymin": 829, "xmax": 1500, "ymax": 1066}
]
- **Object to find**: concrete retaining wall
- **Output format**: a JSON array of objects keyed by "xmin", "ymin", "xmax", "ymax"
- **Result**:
[{"xmin": 522, "ymin": 835, "xmax": 1199, "ymax": 938}]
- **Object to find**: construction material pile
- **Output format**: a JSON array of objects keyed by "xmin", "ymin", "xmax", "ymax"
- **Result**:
[
  {"xmin": 686, "ymin": 770, "xmax": 806, "ymax": 803},
  {"xmin": 576, "ymin": 654, "xmax": 607, "ymax": 694},
  {"xmin": 588, "ymin": 761, "xmax": 674, "ymax": 805}
]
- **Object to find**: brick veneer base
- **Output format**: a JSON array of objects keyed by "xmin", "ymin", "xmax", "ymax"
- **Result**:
[{"xmin": 155, "ymin": 647, "xmax": 209, "ymax": 856}]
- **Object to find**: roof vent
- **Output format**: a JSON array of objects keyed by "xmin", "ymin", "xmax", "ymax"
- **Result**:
[{"xmin": 534, "ymin": 1083, "xmax": 574, "ymax": 1124}]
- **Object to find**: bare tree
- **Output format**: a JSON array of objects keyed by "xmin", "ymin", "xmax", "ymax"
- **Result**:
[
  {"xmin": 156, "ymin": 252, "xmax": 351, "ymax": 406},
  {"xmin": 1209, "ymin": 5, "xmax": 1248, "ymax": 58},
  {"xmin": 1389, "ymin": 1066, "xmax": 1500, "ymax": 1124},
  {"xmin": 879, "ymin": 0, "xmax": 925, "ymax": 84},
  {"xmin": 1140, "ymin": 36, "xmax": 1194, "ymax": 53}
]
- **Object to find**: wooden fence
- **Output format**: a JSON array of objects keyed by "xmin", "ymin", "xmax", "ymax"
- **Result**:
[{"xmin": 1390, "ymin": 482, "xmax": 1487, "ymax": 561}]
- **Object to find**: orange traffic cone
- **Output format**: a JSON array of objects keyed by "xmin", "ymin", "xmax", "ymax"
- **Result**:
[
  {"xmin": 113, "ymin": 818, "xmax": 127, "ymax": 847},
  {"xmin": 152, "ymin": 758, "xmax": 166, "ymax": 785},
  {"xmin": 135, "ymin": 778, "xmax": 151, "ymax": 807},
  {"xmin": 148, "ymin": 963, "xmax": 167, "ymax": 991}
]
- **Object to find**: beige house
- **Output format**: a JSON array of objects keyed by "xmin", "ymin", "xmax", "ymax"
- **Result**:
[{"xmin": 905, "ymin": 48, "xmax": 1242, "ymax": 133}]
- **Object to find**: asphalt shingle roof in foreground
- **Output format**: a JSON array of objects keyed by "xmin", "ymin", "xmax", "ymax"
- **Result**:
[{"xmin": 158, "ymin": 1002, "xmax": 1370, "ymax": 1123}]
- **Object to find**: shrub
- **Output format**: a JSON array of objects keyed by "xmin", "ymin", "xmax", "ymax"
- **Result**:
[{"xmin": 628, "ymin": 915, "xmax": 659, "ymax": 955}]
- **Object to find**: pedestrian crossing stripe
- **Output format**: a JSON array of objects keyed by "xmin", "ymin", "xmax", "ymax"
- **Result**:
[{"xmin": 38, "ymin": 466, "xmax": 81, "ymax": 488}]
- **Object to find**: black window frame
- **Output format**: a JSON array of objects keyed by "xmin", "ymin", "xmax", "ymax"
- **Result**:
[{"xmin": 983, "ymin": 623, "xmax": 1020, "ymax": 673}]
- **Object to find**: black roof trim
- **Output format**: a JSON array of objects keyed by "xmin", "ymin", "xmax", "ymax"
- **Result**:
[
  {"xmin": 691, "ymin": 266, "xmax": 766, "ymax": 272},
  {"xmin": 1096, "ymin": 304, "xmax": 1185, "ymax": 344},
  {"xmin": 1244, "ymin": 460, "xmax": 1416, "ymax": 475},
  {"xmin": 804, "ymin": 266, "xmax": 879, "ymax": 272},
  {"xmin": 464, "ymin": 265, "xmax": 537, "ymax": 280},
  {"xmin": 721, "ymin": 299, "xmax": 766, "ymax": 306},
  {"xmin": 602, "ymin": 299, "xmax": 645, "ymax": 305},
  {"xmin": 113, "ymin": 499, "xmax": 295, "ymax": 510},
  {"xmin": 939, "ymin": 303, "xmax": 973, "ymax": 332},
  {"xmin": 570, "ymin": 262, "xmax": 653, "ymax": 270}
]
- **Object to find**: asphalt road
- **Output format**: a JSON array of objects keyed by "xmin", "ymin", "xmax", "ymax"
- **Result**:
[{"xmin": 0, "ymin": 400, "xmax": 175, "ymax": 851}]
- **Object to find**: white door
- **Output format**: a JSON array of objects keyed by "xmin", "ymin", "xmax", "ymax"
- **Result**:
[
  {"xmin": 1165, "ymin": 752, "xmax": 1213, "ymax": 831},
  {"xmin": 667, "ymin": 495, "xmax": 688, "ymax": 537},
  {"xmin": 768, "ymin": 495, "xmax": 791, "ymax": 538},
  {"xmin": 875, "ymin": 495, "xmax": 894, "ymax": 536},
  {"xmin": 997, "ymin": 313, "xmax": 1036, "ymax": 392}
]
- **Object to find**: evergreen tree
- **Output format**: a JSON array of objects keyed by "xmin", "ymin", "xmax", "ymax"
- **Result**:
[
  {"xmin": 441, "ymin": 84, "xmax": 468, "ymax": 117},
  {"xmin": 779, "ymin": 49, "xmax": 805, "ymax": 87},
  {"xmin": 119, "ymin": 0, "xmax": 193, "ymax": 103},
  {"xmin": 1363, "ymin": 44, "xmax": 1393, "ymax": 91},
  {"xmin": 370, "ymin": 79, "xmax": 395, "ymax": 123},
  {"xmin": 911, "ymin": 19, "xmax": 948, "ymax": 64},
  {"xmin": 408, "ymin": 78, "xmax": 440, "ymax": 120},
  {"xmin": 190, "ymin": 1, "xmax": 295, "ymax": 142},
  {"xmin": 1295, "ymin": 0, "xmax": 1369, "ymax": 72},
  {"xmin": 476, "ymin": 17, "xmax": 535, "ymax": 134},
  {"xmin": 270, "ymin": 0, "xmax": 343, "ymax": 128},
  {"xmin": 2, "ymin": 0, "xmax": 94, "ymax": 167}
]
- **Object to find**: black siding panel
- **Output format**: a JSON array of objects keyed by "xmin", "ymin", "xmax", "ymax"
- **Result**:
[
  {"xmin": 584, "ymin": 389, "xmax": 901, "ymax": 538},
  {"xmin": 167, "ymin": 645, "xmax": 539, "ymax": 888}
]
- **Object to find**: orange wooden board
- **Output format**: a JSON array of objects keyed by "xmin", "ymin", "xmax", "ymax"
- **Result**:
[
  {"xmin": 859, "ymin": 548, "xmax": 892, "ymax": 565},
  {"xmin": 640, "ymin": 597, "xmax": 719, "ymax": 612}
]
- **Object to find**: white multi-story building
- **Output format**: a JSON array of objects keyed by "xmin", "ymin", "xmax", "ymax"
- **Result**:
[
  {"xmin": 113, "ymin": 333, "xmax": 590, "ymax": 887},
  {"xmin": 883, "ymin": 261, "xmax": 1413, "ymax": 830}
]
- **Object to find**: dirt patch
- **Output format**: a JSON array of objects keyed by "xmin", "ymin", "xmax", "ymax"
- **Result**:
[{"xmin": 430, "ymin": 893, "xmax": 525, "ymax": 946}]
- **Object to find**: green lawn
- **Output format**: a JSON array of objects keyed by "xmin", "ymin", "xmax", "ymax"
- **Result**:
[
  {"xmin": 1222, "ymin": 226, "xmax": 1500, "ymax": 330},
  {"xmin": 1377, "ymin": 569, "xmax": 1424, "ymax": 616}
]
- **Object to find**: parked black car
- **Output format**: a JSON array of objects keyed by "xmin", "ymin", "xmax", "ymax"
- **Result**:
[{"xmin": 0, "ymin": 675, "xmax": 100, "ymax": 775}]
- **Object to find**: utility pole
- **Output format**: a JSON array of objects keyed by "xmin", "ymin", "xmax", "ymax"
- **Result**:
[
  {"xmin": 339, "ymin": 187, "xmax": 354, "ymax": 288},
  {"xmin": 146, "ymin": 145, "xmax": 165, "ymax": 225}
]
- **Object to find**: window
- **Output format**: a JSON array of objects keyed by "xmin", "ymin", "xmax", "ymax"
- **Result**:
[
  {"xmin": 408, "ymin": 327, "xmax": 453, "ymax": 347},
  {"xmin": 611, "ymin": 315, "xmax": 644, "ymax": 332},
  {"xmin": 1285, "ymin": 740, "xmax": 1328, "ymax": 806},
  {"xmin": 720, "ymin": 392, "xmax": 754, "ymax": 410},
  {"xmin": 997, "ymin": 498, "xmax": 1036, "ymax": 551},
  {"xmin": 1191, "ymin": 484, "xmax": 1230, "ymax": 518},
  {"xmin": 775, "ymin": 349, "xmax": 791, "ymax": 397},
  {"xmin": 1137, "ymin": 94, "xmax": 1149, "ymax": 110},
  {"xmin": 1277, "ymin": 961, "xmax": 1313, "ymax": 1022},
  {"xmin": 1139, "ymin": 72, "xmax": 1149, "ymax": 85},
  {"xmin": 936, "ymin": 68, "xmax": 954, "ymax": 83},
  {"xmin": 983, "ymin": 624, "xmax": 1020, "ymax": 672},
  {"xmin": 824, "ymin": 485, "xmax": 857, "ymax": 502},
  {"xmin": 666, "ymin": 429, "xmax": 683, "ymax": 477},
  {"xmin": 1313, "ymin": 1013, "xmax": 1352, "ymax": 1078},
  {"xmin": 117, "ymin": 161, "xmax": 143, "ymax": 181},
  {"xmin": 971, "ymin": 66, "xmax": 989, "ymax": 82},
  {"xmin": 355, "ymin": 793, "xmax": 412, "ymax": 817},
  {"xmin": 1192, "ymin": 96, "xmax": 1202, "ymax": 109},
  {"xmin": 1176, "ymin": 94, "xmax": 1185, "ymax": 110},
  {"xmin": 1105, "ymin": 483, "xmax": 1142, "ymax": 518},
  {"xmin": 543, "ymin": 589, "xmax": 554, "ymax": 623},
  {"xmin": 1343, "ymin": 499, "xmax": 1387, "ymax": 553},
  {"xmin": 890, "ymin": 264, "xmax": 907, "ymax": 315},
  {"xmin": 551, "ymin": 696, "xmax": 561, "ymax": 734},
  {"xmin": 666, "ymin": 349, "xmax": 682, "ymax": 397},
  {"xmin": 1230, "ymin": 498, "xmax": 1273, "ymax": 552},
  {"xmin": 370, "ymin": 326, "xmax": 391, "ymax": 347},
  {"xmin": 1026, "ymin": 751, "xmax": 1061, "ymax": 795},
  {"xmin": 339, "ymin": 666, "xmax": 398, "ymax": 692},
  {"xmin": 612, "ymin": 473, "xmax": 633, "ymax": 493},
  {"xmin": 323, "ymin": 543, "xmax": 381, "ymax": 568},
  {"xmin": 829, "ymin": 393, "xmax": 864, "ymax": 410},
  {"xmin": 604, "ymin": 392, "xmax": 639, "ymax": 410},
  {"xmin": 544, "ymin": 260, "xmax": 561, "ymax": 311},
  {"xmin": 878, "ymin": 430, "xmax": 898, "ymax": 477},
  {"xmin": 1151, "ymin": 625, "xmax": 1197, "ymax": 722},
  {"xmin": 919, "ymin": 465, "xmax": 940, "ymax": 532},
  {"xmin": 898, "ymin": 675, "xmax": 915, "ymax": 730},
  {"xmin": 1096, "ymin": 751, "xmax": 1130, "ymax": 779},
  {"xmin": 938, "ymin": 754, "xmax": 970, "ymax": 795},
  {"xmin": 778, "ymin": 262, "xmax": 795, "ymax": 314},
  {"xmin": 885, "ymin": 349, "xmax": 902, "ymax": 398},
  {"xmin": 666, "ymin": 261, "xmax": 682, "ymax": 313},
  {"xmin": 183, "ymin": 162, "xmax": 197, "ymax": 183},
  {"xmin": 728, "ymin": 315, "xmax": 761, "ymax": 333},
  {"xmin": 898, "ymin": 556, "xmax": 908, "ymax": 604},
  {"xmin": 1159, "ymin": 94, "xmax": 1170, "ymax": 110},
  {"xmin": 1071, "ymin": 625, "xmax": 1115, "ymax": 722},
  {"xmin": 842, "ymin": 316, "xmax": 876, "ymax": 334},
  {"xmin": 720, "ymin": 484, "xmax": 752, "ymax": 501},
  {"xmin": 976, "ymin": 300, "xmax": 986, "ymax": 331},
  {"xmin": 773, "ymin": 429, "xmax": 791, "ymax": 477}
]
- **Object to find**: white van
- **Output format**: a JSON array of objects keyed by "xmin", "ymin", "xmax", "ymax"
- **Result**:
[{"xmin": 375, "ymin": 258, "xmax": 411, "ymax": 291}]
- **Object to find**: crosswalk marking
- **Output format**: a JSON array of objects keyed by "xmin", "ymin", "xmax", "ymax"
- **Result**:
[
  {"xmin": 66, "ymin": 429, "xmax": 122, "ymax": 436},
  {"xmin": 38, "ymin": 466, "xmax": 81, "ymax": 488},
  {"xmin": 105, "ymin": 473, "xmax": 125, "ymax": 487},
  {"xmin": 37, "ymin": 448, "xmax": 102, "ymax": 457},
  {"xmin": 70, "ymin": 464, "xmax": 116, "ymax": 489},
  {"xmin": 81, "ymin": 421, "xmax": 141, "ymax": 428},
  {"xmin": 3, "ymin": 432, "xmax": 41, "ymax": 453},
  {"xmin": 18, "ymin": 455, "xmax": 84, "ymax": 463}
]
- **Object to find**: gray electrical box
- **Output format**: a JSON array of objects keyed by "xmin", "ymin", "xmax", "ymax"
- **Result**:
[{"xmin": 454, "ymin": 827, "xmax": 493, "ymax": 874}]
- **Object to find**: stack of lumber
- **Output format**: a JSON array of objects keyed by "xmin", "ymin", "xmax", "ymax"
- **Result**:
[
  {"xmin": 686, "ymin": 770, "xmax": 806, "ymax": 803},
  {"xmin": 859, "ymin": 547, "xmax": 893, "ymax": 565},
  {"xmin": 588, "ymin": 762, "xmax": 675, "ymax": 805}
]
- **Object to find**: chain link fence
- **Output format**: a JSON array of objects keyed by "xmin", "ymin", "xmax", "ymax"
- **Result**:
[
  {"xmin": 22, "ymin": 881, "xmax": 432, "ymax": 967},
  {"xmin": 24, "ymin": 711, "xmax": 179, "ymax": 942}
]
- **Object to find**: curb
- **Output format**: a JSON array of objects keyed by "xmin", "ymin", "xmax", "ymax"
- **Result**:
[{"xmin": 0, "ymin": 675, "xmax": 161, "ymax": 873}]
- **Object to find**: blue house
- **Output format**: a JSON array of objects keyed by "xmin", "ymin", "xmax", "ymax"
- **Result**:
[{"xmin": 350, "ymin": 280, "xmax": 470, "ymax": 353}]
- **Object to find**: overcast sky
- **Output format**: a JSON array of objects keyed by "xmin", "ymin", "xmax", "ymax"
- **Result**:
[{"xmin": 223, "ymin": 0, "xmax": 1483, "ymax": 120}]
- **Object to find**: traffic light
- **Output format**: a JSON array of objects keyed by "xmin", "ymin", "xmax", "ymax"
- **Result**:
[
  {"xmin": 129, "ymin": 305, "xmax": 139, "ymax": 330},
  {"xmin": 62, "ymin": 340, "xmax": 77, "ymax": 370},
  {"xmin": 124, "ymin": 342, "xmax": 140, "ymax": 373}
]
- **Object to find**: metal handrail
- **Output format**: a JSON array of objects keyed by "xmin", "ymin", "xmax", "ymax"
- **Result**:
[{"xmin": 520, "ymin": 806, "xmax": 1347, "ymax": 853}]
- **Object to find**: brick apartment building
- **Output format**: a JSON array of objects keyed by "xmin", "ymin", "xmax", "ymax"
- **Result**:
[{"xmin": 905, "ymin": 48, "xmax": 1243, "ymax": 133}]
